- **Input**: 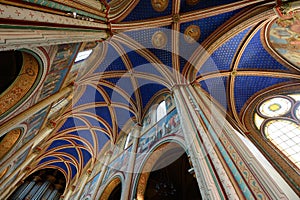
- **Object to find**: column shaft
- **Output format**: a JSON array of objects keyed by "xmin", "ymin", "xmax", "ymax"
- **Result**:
[
  {"xmin": 172, "ymin": 85, "xmax": 238, "ymax": 199},
  {"xmin": 121, "ymin": 125, "xmax": 141, "ymax": 200},
  {"xmin": 0, "ymin": 151, "xmax": 38, "ymax": 190},
  {"xmin": 0, "ymin": 172, "xmax": 26, "ymax": 199},
  {"xmin": 73, "ymin": 170, "xmax": 92, "ymax": 200},
  {"xmin": 191, "ymin": 84, "xmax": 299, "ymax": 199},
  {"xmin": 93, "ymin": 151, "xmax": 113, "ymax": 200}
]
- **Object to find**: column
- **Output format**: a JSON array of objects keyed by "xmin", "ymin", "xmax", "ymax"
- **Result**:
[
  {"xmin": 0, "ymin": 148, "xmax": 40, "ymax": 191},
  {"xmin": 121, "ymin": 124, "xmax": 141, "ymax": 200},
  {"xmin": 0, "ymin": 172, "xmax": 26, "ymax": 199},
  {"xmin": 73, "ymin": 169, "xmax": 92, "ymax": 200},
  {"xmin": 172, "ymin": 85, "xmax": 239, "ymax": 199},
  {"xmin": 0, "ymin": 2, "xmax": 110, "ymax": 51},
  {"xmin": 0, "ymin": 85, "xmax": 72, "ymax": 137},
  {"xmin": 93, "ymin": 151, "xmax": 113, "ymax": 200},
  {"xmin": 61, "ymin": 185, "xmax": 73, "ymax": 200},
  {"xmin": 191, "ymin": 84, "xmax": 299, "ymax": 199}
]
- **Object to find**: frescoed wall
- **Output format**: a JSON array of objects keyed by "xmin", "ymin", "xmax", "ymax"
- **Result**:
[
  {"xmin": 0, "ymin": 148, "xmax": 30, "ymax": 187},
  {"xmin": 137, "ymin": 108, "xmax": 181, "ymax": 155},
  {"xmin": 103, "ymin": 146, "xmax": 131, "ymax": 184},
  {"xmin": 38, "ymin": 43, "xmax": 81, "ymax": 101},
  {"xmin": 23, "ymin": 106, "xmax": 50, "ymax": 143},
  {"xmin": 81, "ymin": 172, "xmax": 101, "ymax": 200},
  {"xmin": 267, "ymin": 11, "xmax": 300, "ymax": 67}
]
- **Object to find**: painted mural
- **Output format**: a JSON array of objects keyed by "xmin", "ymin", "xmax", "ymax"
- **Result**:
[
  {"xmin": 63, "ymin": 41, "xmax": 99, "ymax": 88},
  {"xmin": 111, "ymin": 133, "xmax": 127, "ymax": 160},
  {"xmin": 135, "ymin": 108, "xmax": 182, "ymax": 171},
  {"xmin": 137, "ymin": 108, "xmax": 181, "ymax": 154},
  {"xmin": 23, "ymin": 106, "xmax": 49, "ymax": 143},
  {"xmin": 81, "ymin": 172, "xmax": 101, "ymax": 200},
  {"xmin": 38, "ymin": 43, "xmax": 80, "ymax": 101},
  {"xmin": 268, "ymin": 11, "xmax": 300, "ymax": 67},
  {"xmin": 103, "ymin": 146, "xmax": 131, "ymax": 184}
]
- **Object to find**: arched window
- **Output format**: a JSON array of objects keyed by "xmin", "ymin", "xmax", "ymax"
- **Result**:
[
  {"xmin": 75, "ymin": 49, "xmax": 93, "ymax": 63},
  {"xmin": 254, "ymin": 94, "xmax": 300, "ymax": 170},
  {"xmin": 156, "ymin": 100, "xmax": 166, "ymax": 122}
]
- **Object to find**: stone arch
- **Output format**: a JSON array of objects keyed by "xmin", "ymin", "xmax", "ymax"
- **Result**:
[
  {"xmin": 134, "ymin": 141, "xmax": 193, "ymax": 200},
  {"xmin": 0, "ymin": 48, "xmax": 47, "ymax": 120},
  {"xmin": 0, "ymin": 127, "xmax": 23, "ymax": 160},
  {"xmin": 100, "ymin": 175, "xmax": 123, "ymax": 200}
]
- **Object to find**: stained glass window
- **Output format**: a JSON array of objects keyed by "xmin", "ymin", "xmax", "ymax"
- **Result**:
[{"xmin": 254, "ymin": 94, "xmax": 300, "ymax": 170}]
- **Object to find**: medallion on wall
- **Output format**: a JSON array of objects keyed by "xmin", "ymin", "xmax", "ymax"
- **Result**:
[
  {"xmin": 184, "ymin": 25, "xmax": 201, "ymax": 43},
  {"xmin": 151, "ymin": 0, "xmax": 169, "ymax": 12},
  {"xmin": 152, "ymin": 31, "xmax": 167, "ymax": 49}
]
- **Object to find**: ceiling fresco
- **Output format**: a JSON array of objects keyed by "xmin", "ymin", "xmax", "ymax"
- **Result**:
[{"xmin": 31, "ymin": 0, "xmax": 300, "ymax": 184}]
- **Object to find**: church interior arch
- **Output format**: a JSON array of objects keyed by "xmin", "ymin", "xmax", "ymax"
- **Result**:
[{"xmin": 1, "ymin": 0, "xmax": 300, "ymax": 199}]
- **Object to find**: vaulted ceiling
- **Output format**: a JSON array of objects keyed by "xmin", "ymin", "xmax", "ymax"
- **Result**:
[{"xmin": 32, "ymin": 0, "xmax": 300, "ymax": 184}]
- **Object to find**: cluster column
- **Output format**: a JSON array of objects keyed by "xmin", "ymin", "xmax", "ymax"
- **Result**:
[
  {"xmin": 121, "ymin": 124, "xmax": 141, "ymax": 200},
  {"xmin": 93, "ymin": 150, "xmax": 113, "ymax": 199},
  {"xmin": 172, "ymin": 84, "xmax": 239, "ymax": 199}
]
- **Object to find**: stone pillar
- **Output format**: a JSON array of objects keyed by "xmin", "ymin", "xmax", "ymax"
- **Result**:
[
  {"xmin": 61, "ymin": 185, "xmax": 73, "ymax": 200},
  {"xmin": 0, "ymin": 3, "xmax": 110, "ymax": 51},
  {"xmin": 172, "ymin": 85, "xmax": 239, "ymax": 199},
  {"xmin": 0, "ymin": 85, "xmax": 73, "ymax": 137},
  {"xmin": 191, "ymin": 84, "xmax": 299, "ymax": 199},
  {"xmin": 121, "ymin": 124, "xmax": 141, "ymax": 200},
  {"xmin": 94, "ymin": 151, "xmax": 113, "ymax": 200},
  {"xmin": 0, "ymin": 148, "xmax": 41, "ymax": 199},
  {"xmin": 0, "ymin": 172, "xmax": 26, "ymax": 199},
  {"xmin": 73, "ymin": 169, "xmax": 92, "ymax": 200}
]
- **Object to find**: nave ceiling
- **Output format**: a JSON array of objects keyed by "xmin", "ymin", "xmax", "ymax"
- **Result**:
[{"xmin": 12, "ymin": 0, "xmax": 299, "ymax": 187}]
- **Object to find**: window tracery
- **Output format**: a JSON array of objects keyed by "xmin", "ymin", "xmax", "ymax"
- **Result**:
[{"xmin": 254, "ymin": 94, "xmax": 300, "ymax": 170}]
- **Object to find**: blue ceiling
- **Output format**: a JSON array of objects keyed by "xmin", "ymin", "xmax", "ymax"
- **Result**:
[
  {"xmin": 180, "ymin": 0, "xmax": 238, "ymax": 13},
  {"xmin": 123, "ymin": 0, "xmax": 172, "ymax": 22},
  {"xmin": 38, "ymin": 0, "xmax": 300, "ymax": 182}
]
